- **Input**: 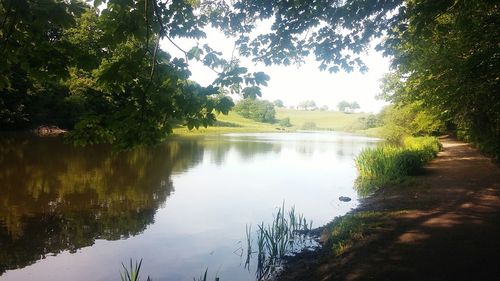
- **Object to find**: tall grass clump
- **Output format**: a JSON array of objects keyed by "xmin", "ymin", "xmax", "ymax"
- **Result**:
[
  {"xmin": 243, "ymin": 203, "xmax": 314, "ymax": 280},
  {"xmin": 355, "ymin": 136, "xmax": 441, "ymax": 195},
  {"xmin": 403, "ymin": 136, "xmax": 442, "ymax": 162}
]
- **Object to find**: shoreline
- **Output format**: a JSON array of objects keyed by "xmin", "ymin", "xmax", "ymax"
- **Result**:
[{"xmin": 276, "ymin": 137, "xmax": 500, "ymax": 281}]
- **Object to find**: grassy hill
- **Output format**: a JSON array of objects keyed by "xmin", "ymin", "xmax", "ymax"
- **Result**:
[
  {"xmin": 275, "ymin": 108, "xmax": 367, "ymax": 131},
  {"xmin": 173, "ymin": 108, "xmax": 376, "ymax": 136}
]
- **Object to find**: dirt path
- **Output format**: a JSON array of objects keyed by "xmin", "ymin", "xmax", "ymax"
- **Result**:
[{"xmin": 278, "ymin": 137, "xmax": 500, "ymax": 281}]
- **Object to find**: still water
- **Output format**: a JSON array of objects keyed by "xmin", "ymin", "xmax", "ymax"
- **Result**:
[{"xmin": 0, "ymin": 132, "xmax": 378, "ymax": 281}]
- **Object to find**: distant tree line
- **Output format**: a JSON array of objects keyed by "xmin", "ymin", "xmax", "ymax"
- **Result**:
[{"xmin": 337, "ymin": 101, "xmax": 360, "ymax": 113}]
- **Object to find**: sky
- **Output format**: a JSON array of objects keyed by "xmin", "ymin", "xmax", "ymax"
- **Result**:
[{"xmin": 162, "ymin": 27, "xmax": 392, "ymax": 114}]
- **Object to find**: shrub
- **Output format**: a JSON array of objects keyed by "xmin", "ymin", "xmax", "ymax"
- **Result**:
[{"xmin": 279, "ymin": 117, "xmax": 292, "ymax": 127}]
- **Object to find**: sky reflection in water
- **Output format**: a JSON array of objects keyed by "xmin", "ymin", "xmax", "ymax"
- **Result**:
[{"xmin": 0, "ymin": 132, "xmax": 378, "ymax": 281}]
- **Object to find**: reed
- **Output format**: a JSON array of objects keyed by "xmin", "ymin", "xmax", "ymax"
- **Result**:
[
  {"xmin": 193, "ymin": 268, "xmax": 220, "ymax": 281},
  {"xmin": 354, "ymin": 136, "xmax": 441, "ymax": 195},
  {"xmin": 120, "ymin": 259, "xmax": 152, "ymax": 281},
  {"xmin": 245, "ymin": 203, "xmax": 313, "ymax": 279}
]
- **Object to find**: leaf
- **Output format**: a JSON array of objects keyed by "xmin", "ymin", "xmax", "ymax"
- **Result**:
[{"xmin": 187, "ymin": 46, "xmax": 204, "ymax": 60}]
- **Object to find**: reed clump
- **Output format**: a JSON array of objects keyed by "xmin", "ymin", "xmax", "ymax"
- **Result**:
[
  {"xmin": 354, "ymin": 136, "xmax": 441, "ymax": 195},
  {"xmin": 244, "ymin": 203, "xmax": 314, "ymax": 280}
]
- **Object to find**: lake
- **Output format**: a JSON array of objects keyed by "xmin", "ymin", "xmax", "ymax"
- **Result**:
[{"xmin": 0, "ymin": 132, "xmax": 378, "ymax": 281}]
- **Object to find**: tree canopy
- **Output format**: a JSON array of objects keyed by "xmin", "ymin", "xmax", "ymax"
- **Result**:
[
  {"xmin": 234, "ymin": 98, "xmax": 276, "ymax": 123},
  {"xmin": 1, "ymin": 0, "xmax": 498, "ymax": 153},
  {"xmin": 298, "ymin": 100, "xmax": 317, "ymax": 111},
  {"xmin": 337, "ymin": 100, "xmax": 359, "ymax": 113}
]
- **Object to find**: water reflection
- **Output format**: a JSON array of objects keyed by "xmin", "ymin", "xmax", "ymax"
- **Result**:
[
  {"xmin": 0, "ymin": 136, "xmax": 203, "ymax": 273},
  {"xmin": 0, "ymin": 132, "xmax": 379, "ymax": 280}
]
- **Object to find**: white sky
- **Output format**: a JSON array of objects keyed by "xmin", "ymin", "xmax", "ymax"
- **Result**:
[{"xmin": 162, "ymin": 27, "xmax": 391, "ymax": 114}]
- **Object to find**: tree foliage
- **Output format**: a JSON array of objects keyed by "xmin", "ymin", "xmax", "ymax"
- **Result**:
[
  {"xmin": 337, "ymin": 100, "xmax": 359, "ymax": 113},
  {"xmin": 298, "ymin": 100, "xmax": 317, "ymax": 111},
  {"xmin": 234, "ymin": 98, "xmax": 276, "ymax": 123},
  {"xmin": 378, "ymin": 1, "xmax": 500, "ymax": 156},
  {"xmin": 0, "ymin": 0, "xmax": 266, "ymax": 148},
  {"xmin": 273, "ymin": 99, "xmax": 284, "ymax": 108},
  {"xmin": 379, "ymin": 104, "xmax": 446, "ymax": 144},
  {"xmin": 1, "ymin": 0, "xmax": 498, "ymax": 153}
]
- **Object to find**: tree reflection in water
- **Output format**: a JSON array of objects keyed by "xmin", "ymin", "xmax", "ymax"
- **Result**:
[{"xmin": 0, "ymin": 135, "xmax": 204, "ymax": 274}]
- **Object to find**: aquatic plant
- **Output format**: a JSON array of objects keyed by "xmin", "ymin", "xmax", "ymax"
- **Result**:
[
  {"xmin": 120, "ymin": 259, "xmax": 152, "ymax": 281},
  {"xmin": 244, "ymin": 203, "xmax": 314, "ymax": 280},
  {"xmin": 194, "ymin": 268, "xmax": 220, "ymax": 281}
]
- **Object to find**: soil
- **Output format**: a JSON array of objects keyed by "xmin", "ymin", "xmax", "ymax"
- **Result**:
[{"xmin": 277, "ymin": 136, "xmax": 500, "ymax": 281}]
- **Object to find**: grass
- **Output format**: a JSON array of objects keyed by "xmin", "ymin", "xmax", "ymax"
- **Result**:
[
  {"xmin": 172, "ymin": 109, "xmax": 373, "ymax": 136},
  {"xmin": 354, "ymin": 136, "xmax": 441, "ymax": 196},
  {"xmin": 275, "ymin": 108, "xmax": 369, "ymax": 131},
  {"xmin": 324, "ymin": 210, "xmax": 409, "ymax": 256},
  {"xmin": 326, "ymin": 211, "xmax": 392, "ymax": 255},
  {"xmin": 172, "ymin": 111, "xmax": 278, "ymax": 136},
  {"xmin": 354, "ymin": 127, "xmax": 382, "ymax": 137}
]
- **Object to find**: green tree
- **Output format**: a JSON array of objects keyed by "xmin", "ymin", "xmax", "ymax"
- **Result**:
[
  {"xmin": 350, "ymin": 102, "xmax": 360, "ymax": 112},
  {"xmin": 3, "ymin": 0, "xmax": 498, "ymax": 154},
  {"xmin": 273, "ymin": 99, "xmax": 284, "ymax": 108},
  {"xmin": 234, "ymin": 99, "xmax": 276, "ymax": 123},
  {"xmin": 298, "ymin": 100, "xmax": 316, "ymax": 111},
  {"xmin": 378, "ymin": 1, "xmax": 500, "ymax": 156},
  {"xmin": 337, "ymin": 101, "xmax": 350, "ymax": 113},
  {"xmin": 0, "ymin": 0, "xmax": 86, "ymax": 129},
  {"xmin": 0, "ymin": 0, "xmax": 267, "ymax": 148},
  {"xmin": 380, "ymin": 104, "xmax": 445, "ymax": 144}
]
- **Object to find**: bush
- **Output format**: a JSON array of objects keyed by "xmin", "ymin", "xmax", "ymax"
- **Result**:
[{"xmin": 279, "ymin": 117, "xmax": 292, "ymax": 127}]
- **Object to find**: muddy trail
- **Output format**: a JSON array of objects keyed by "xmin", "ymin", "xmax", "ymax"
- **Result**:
[{"xmin": 278, "ymin": 137, "xmax": 500, "ymax": 281}]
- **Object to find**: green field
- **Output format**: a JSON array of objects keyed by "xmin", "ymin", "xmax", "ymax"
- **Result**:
[
  {"xmin": 173, "ymin": 108, "xmax": 376, "ymax": 136},
  {"xmin": 275, "ymin": 108, "xmax": 368, "ymax": 131}
]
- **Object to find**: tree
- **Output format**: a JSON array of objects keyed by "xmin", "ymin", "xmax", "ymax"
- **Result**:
[
  {"xmin": 0, "ymin": 0, "xmax": 268, "ymax": 148},
  {"xmin": 378, "ymin": 1, "xmax": 500, "ymax": 157},
  {"xmin": 320, "ymin": 105, "xmax": 329, "ymax": 111},
  {"xmin": 380, "ymin": 104, "xmax": 446, "ymax": 144},
  {"xmin": 298, "ymin": 100, "xmax": 317, "ymax": 111},
  {"xmin": 350, "ymin": 102, "xmax": 360, "ymax": 112},
  {"xmin": 234, "ymin": 99, "xmax": 276, "ymax": 123},
  {"xmin": 273, "ymin": 99, "xmax": 284, "ymax": 108},
  {"xmin": 2, "ymin": 0, "xmax": 498, "ymax": 154},
  {"xmin": 338, "ymin": 101, "xmax": 360, "ymax": 113},
  {"xmin": 337, "ymin": 101, "xmax": 351, "ymax": 113}
]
